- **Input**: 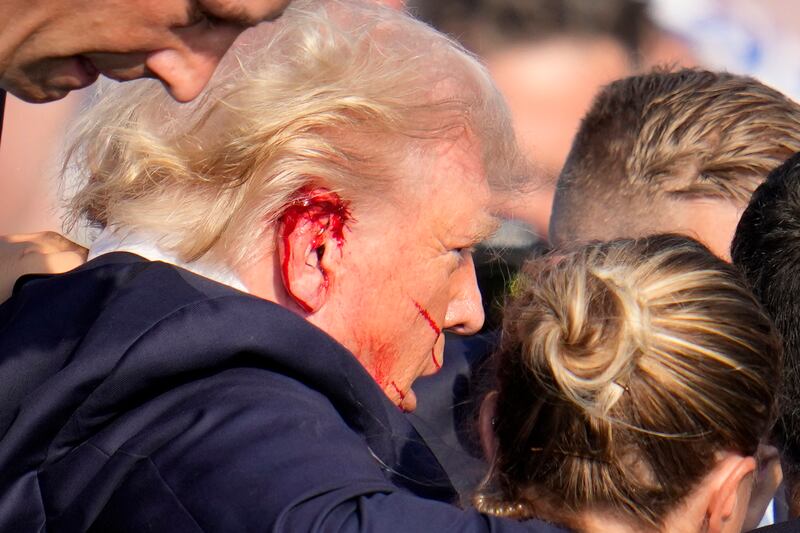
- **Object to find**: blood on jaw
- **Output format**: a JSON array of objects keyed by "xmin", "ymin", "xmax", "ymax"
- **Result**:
[
  {"xmin": 390, "ymin": 381, "xmax": 406, "ymax": 401},
  {"xmin": 430, "ymin": 349, "xmax": 442, "ymax": 370},
  {"xmin": 279, "ymin": 188, "xmax": 351, "ymax": 312},
  {"xmin": 369, "ymin": 342, "xmax": 394, "ymax": 387},
  {"xmin": 412, "ymin": 300, "xmax": 442, "ymax": 369}
]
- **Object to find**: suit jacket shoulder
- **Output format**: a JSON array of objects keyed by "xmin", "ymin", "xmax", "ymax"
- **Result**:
[{"xmin": 0, "ymin": 253, "xmax": 566, "ymax": 533}]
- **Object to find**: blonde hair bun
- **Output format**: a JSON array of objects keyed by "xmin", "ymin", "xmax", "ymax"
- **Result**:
[{"xmin": 479, "ymin": 234, "xmax": 780, "ymax": 529}]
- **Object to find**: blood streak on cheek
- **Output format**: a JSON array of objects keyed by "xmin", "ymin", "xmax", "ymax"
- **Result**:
[
  {"xmin": 412, "ymin": 300, "xmax": 442, "ymax": 369},
  {"xmin": 279, "ymin": 188, "xmax": 351, "ymax": 312}
]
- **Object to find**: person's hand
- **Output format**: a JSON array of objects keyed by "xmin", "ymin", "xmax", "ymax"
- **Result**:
[
  {"xmin": 0, "ymin": 232, "xmax": 88, "ymax": 303},
  {"xmin": 744, "ymin": 444, "xmax": 783, "ymax": 531}
]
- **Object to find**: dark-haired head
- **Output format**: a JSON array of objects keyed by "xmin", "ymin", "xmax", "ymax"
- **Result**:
[{"xmin": 732, "ymin": 151, "xmax": 800, "ymax": 516}]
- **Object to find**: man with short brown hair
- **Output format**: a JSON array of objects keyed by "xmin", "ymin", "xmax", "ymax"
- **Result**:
[{"xmin": 549, "ymin": 68, "xmax": 800, "ymax": 259}]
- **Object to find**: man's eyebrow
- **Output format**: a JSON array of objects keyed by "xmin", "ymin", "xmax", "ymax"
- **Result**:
[{"xmin": 469, "ymin": 216, "xmax": 502, "ymax": 244}]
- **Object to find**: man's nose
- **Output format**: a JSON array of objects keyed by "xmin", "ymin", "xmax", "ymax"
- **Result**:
[
  {"xmin": 444, "ymin": 254, "xmax": 485, "ymax": 335},
  {"xmin": 145, "ymin": 24, "xmax": 242, "ymax": 102}
]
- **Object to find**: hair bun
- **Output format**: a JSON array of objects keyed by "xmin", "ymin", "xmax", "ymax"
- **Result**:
[
  {"xmin": 485, "ymin": 235, "xmax": 779, "ymax": 528},
  {"xmin": 511, "ymin": 252, "xmax": 650, "ymax": 421}
]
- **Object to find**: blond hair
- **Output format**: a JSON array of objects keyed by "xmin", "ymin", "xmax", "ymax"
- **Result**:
[
  {"xmin": 63, "ymin": 0, "xmax": 521, "ymax": 268},
  {"xmin": 551, "ymin": 68, "xmax": 800, "ymax": 246},
  {"xmin": 476, "ymin": 235, "xmax": 780, "ymax": 530}
]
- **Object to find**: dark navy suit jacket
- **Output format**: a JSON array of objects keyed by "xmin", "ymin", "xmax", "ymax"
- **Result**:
[{"xmin": 0, "ymin": 253, "xmax": 565, "ymax": 532}]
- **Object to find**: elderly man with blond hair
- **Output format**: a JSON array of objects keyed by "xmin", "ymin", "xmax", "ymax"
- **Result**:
[{"xmin": 0, "ymin": 1, "xmax": 562, "ymax": 531}]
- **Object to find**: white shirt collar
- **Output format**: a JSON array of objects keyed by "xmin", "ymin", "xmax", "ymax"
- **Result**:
[{"xmin": 87, "ymin": 227, "xmax": 249, "ymax": 293}]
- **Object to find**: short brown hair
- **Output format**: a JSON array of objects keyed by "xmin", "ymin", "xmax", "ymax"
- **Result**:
[
  {"xmin": 476, "ymin": 235, "xmax": 780, "ymax": 529},
  {"xmin": 550, "ymin": 68, "xmax": 800, "ymax": 246}
]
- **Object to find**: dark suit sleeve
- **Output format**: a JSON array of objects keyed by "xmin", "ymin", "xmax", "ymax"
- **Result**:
[{"xmin": 87, "ymin": 368, "xmax": 564, "ymax": 533}]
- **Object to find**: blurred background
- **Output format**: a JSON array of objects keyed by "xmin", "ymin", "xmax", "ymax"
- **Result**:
[{"xmin": 1, "ymin": 0, "xmax": 798, "ymax": 321}]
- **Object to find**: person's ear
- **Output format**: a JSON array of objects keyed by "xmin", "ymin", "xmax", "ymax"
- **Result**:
[
  {"xmin": 706, "ymin": 454, "xmax": 757, "ymax": 533},
  {"xmin": 277, "ymin": 189, "xmax": 350, "ymax": 314},
  {"xmin": 145, "ymin": 25, "xmax": 241, "ymax": 102},
  {"xmin": 479, "ymin": 391, "xmax": 499, "ymax": 462}
]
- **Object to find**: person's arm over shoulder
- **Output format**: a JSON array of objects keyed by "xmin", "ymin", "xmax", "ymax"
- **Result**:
[{"xmin": 0, "ymin": 232, "xmax": 87, "ymax": 302}]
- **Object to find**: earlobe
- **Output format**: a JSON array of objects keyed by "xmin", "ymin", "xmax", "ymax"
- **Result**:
[
  {"xmin": 706, "ymin": 455, "xmax": 756, "ymax": 533},
  {"xmin": 277, "ymin": 188, "xmax": 351, "ymax": 314}
]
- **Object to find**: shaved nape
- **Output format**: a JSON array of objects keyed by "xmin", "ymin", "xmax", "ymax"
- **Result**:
[{"xmin": 550, "ymin": 68, "xmax": 800, "ymax": 245}]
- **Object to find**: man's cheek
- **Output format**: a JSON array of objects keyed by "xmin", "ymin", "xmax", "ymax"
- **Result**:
[
  {"xmin": 352, "ymin": 331, "xmax": 413, "ymax": 410},
  {"xmin": 351, "ymin": 329, "xmax": 399, "ymax": 388},
  {"xmin": 412, "ymin": 299, "xmax": 442, "ymax": 369}
]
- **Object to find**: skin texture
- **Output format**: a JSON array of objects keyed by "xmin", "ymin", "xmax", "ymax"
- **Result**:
[
  {"xmin": 240, "ymin": 133, "xmax": 497, "ymax": 412},
  {"xmin": 650, "ymin": 198, "xmax": 747, "ymax": 262},
  {"xmin": 412, "ymin": 299, "xmax": 442, "ymax": 369},
  {"xmin": 0, "ymin": 0, "xmax": 291, "ymax": 102},
  {"xmin": 555, "ymin": 197, "xmax": 747, "ymax": 262}
]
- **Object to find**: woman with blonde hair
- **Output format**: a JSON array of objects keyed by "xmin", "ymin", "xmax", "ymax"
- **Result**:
[{"xmin": 476, "ymin": 234, "xmax": 781, "ymax": 533}]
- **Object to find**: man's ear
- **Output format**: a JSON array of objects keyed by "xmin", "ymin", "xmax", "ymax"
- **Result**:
[
  {"xmin": 706, "ymin": 454, "xmax": 757, "ymax": 533},
  {"xmin": 277, "ymin": 189, "xmax": 350, "ymax": 314}
]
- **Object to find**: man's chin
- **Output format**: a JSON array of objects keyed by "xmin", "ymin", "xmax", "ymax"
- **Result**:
[{"xmin": 399, "ymin": 387, "xmax": 417, "ymax": 413}]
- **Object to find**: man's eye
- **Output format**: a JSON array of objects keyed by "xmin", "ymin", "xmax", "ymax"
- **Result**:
[{"xmin": 451, "ymin": 247, "xmax": 475, "ymax": 264}]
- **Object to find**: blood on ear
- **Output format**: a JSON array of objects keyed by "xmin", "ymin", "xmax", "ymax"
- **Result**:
[{"xmin": 278, "ymin": 188, "xmax": 351, "ymax": 312}]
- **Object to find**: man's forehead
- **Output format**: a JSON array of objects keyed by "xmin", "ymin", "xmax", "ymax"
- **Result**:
[
  {"xmin": 437, "ymin": 205, "xmax": 500, "ymax": 245},
  {"xmin": 434, "ymin": 155, "xmax": 500, "ymax": 242}
]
